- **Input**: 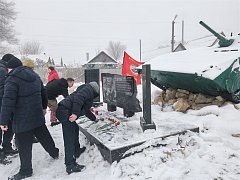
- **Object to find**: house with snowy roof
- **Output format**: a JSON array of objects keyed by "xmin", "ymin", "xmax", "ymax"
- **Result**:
[{"xmin": 83, "ymin": 51, "xmax": 121, "ymax": 70}]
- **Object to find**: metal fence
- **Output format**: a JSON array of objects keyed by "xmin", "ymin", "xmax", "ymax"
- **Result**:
[{"xmin": 35, "ymin": 67, "xmax": 122, "ymax": 84}]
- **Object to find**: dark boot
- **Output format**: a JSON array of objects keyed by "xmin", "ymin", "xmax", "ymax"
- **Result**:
[
  {"xmin": 66, "ymin": 162, "xmax": 85, "ymax": 174},
  {"xmin": 3, "ymin": 147, "xmax": 18, "ymax": 156},
  {"xmin": 8, "ymin": 172, "xmax": 32, "ymax": 180},
  {"xmin": 0, "ymin": 151, "xmax": 11, "ymax": 165},
  {"xmin": 50, "ymin": 147, "xmax": 59, "ymax": 159},
  {"xmin": 75, "ymin": 147, "xmax": 86, "ymax": 158}
]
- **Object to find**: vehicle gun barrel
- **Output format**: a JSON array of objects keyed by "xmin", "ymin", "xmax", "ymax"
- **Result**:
[{"xmin": 199, "ymin": 21, "xmax": 234, "ymax": 47}]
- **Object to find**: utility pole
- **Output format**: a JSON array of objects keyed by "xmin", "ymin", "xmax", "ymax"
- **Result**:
[
  {"xmin": 139, "ymin": 39, "xmax": 142, "ymax": 61},
  {"xmin": 182, "ymin": 20, "xmax": 184, "ymax": 44},
  {"xmin": 60, "ymin": 57, "xmax": 63, "ymax": 67},
  {"xmin": 171, "ymin": 15, "xmax": 178, "ymax": 52},
  {"xmin": 86, "ymin": 52, "xmax": 89, "ymax": 61}
]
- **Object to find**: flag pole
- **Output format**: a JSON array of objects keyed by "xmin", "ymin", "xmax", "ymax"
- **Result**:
[{"xmin": 139, "ymin": 39, "xmax": 142, "ymax": 62}]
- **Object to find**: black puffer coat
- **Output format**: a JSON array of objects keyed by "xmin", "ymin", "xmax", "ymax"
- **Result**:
[
  {"xmin": 45, "ymin": 78, "xmax": 69, "ymax": 100},
  {"xmin": 0, "ymin": 66, "xmax": 48, "ymax": 133},
  {"xmin": 0, "ymin": 61, "xmax": 7, "ymax": 123},
  {"xmin": 0, "ymin": 61, "xmax": 7, "ymax": 110},
  {"xmin": 57, "ymin": 84, "xmax": 99, "ymax": 121}
]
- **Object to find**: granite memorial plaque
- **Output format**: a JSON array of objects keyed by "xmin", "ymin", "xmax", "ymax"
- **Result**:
[{"xmin": 101, "ymin": 73, "xmax": 142, "ymax": 116}]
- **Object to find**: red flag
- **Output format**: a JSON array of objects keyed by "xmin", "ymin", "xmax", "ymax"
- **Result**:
[{"xmin": 122, "ymin": 52, "xmax": 144, "ymax": 85}]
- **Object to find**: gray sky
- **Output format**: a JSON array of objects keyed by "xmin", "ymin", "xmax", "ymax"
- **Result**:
[{"xmin": 14, "ymin": 0, "xmax": 240, "ymax": 64}]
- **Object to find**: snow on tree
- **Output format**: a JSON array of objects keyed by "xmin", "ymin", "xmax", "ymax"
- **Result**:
[
  {"xmin": 19, "ymin": 40, "xmax": 43, "ymax": 55},
  {"xmin": 0, "ymin": 0, "xmax": 17, "ymax": 53},
  {"xmin": 35, "ymin": 58, "xmax": 46, "ymax": 68}
]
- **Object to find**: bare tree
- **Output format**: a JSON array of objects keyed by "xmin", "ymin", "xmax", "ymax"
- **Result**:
[
  {"xmin": 19, "ymin": 40, "xmax": 43, "ymax": 55},
  {"xmin": 95, "ymin": 48, "xmax": 101, "ymax": 55},
  {"xmin": 0, "ymin": 0, "xmax": 17, "ymax": 53},
  {"xmin": 106, "ymin": 41, "xmax": 126, "ymax": 62},
  {"xmin": 35, "ymin": 58, "xmax": 46, "ymax": 68}
]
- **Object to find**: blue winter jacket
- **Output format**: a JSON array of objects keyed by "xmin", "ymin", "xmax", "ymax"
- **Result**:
[{"xmin": 0, "ymin": 66, "xmax": 48, "ymax": 133}]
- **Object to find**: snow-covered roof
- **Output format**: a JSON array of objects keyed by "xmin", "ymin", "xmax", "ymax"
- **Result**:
[{"xmin": 84, "ymin": 51, "xmax": 118, "ymax": 65}]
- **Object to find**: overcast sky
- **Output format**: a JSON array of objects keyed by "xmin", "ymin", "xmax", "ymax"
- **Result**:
[{"xmin": 14, "ymin": 0, "xmax": 240, "ymax": 64}]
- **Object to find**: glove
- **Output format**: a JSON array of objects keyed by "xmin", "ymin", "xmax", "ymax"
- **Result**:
[{"xmin": 95, "ymin": 117, "xmax": 104, "ymax": 122}]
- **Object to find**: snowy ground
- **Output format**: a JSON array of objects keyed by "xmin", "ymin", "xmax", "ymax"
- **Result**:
[{"xmin": 1, "ymin": 85, "xmax": 240, "ymax": 180}]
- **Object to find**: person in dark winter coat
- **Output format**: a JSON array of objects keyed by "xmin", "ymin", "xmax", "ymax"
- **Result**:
[
  {"xmin": 45, "ymin": 78, "xmax": 74, "ymax": 126},
  {"xmin": 56, "ymin": 82, "xmax": 100, "ymax": 174},
  {"xmin": 0, "ymin": 54, "xmax": 18, "ymax": 165},
  {"xmin": 0, "ymin": 57, "xmax": 59, "ymax": 180}
]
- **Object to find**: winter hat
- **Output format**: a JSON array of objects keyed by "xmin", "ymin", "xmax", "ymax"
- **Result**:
[
  {"xmin": 22, "ymin": 59, "xmax": 35, "ymax": 68},
  {"xmin": 2, "ymin": 54, "xmax": 14, "ymax": 63},
  {"xmin": 89, "ymin": 82, "xmax": 99, "ymax": 94},
  {"xmin": 7, "ymin": 57, "xmax": 23, "ymax": 69}
]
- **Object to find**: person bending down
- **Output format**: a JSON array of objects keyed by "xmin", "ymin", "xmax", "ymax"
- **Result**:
[
  {"xmin": 46, "ymin": 78, "xmax": 74, "ymax": 126},
  {"xmin": 56, "ymin": 82, "xmax": 99, "ymax": 174}
]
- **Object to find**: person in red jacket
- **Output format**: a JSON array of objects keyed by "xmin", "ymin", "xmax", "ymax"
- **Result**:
[{"xmin": 48, "ymin": 66, "xmax": 59, "ymax": 82}]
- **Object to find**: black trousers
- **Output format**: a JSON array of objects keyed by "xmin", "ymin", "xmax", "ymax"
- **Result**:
[
  {"xmin": 56, "ymin": 105, "xmax": 81, "ymax": 167},
  {"xmin": 0, "ymin": 121, "xmax": 14, "ymax": 150},
  {"xmin": 15, "ymin": 124, "xmax": 58, "ymax": 175}
]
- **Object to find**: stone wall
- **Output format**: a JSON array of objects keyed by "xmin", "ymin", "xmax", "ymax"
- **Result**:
[{"xmin": 154, "ymin": 88, "xmax": 227, "ymax": 112}]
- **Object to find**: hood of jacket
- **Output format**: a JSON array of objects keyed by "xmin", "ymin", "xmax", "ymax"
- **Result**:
[
  {"xmin": 0, "ymin": 60, "xmax": 6, "ymax": 69},
  {"xmin": 49, "ymin": 69, "xmax": 58, "ymax": 75},
  {"xmin": 60, "ymin": 78, "xmax": 68, "ymax": 88},
  {"xmin": 8, "ymin": 66, "xmax": 37, "ymax": 82}
]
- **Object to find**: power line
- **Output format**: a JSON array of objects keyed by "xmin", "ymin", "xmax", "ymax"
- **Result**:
[
  {"xmin": 17, "ymin": 32, "xmax": 161, "ymax": 41},
  {"xmin": 17, "ymin": 16, "xmax": 171, "ymax": 24},
  {"xmin": 18, "ymin": 34, "xmax": 139, "ymax": 41}
]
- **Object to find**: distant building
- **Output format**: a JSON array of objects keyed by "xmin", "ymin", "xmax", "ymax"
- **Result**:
[
  {"xmin": 173, "ymin": 43, "xmax": 187, "ymax": 52},
  {"xmin": 83, "ymin": 51, "xmax": 122, "ymax": 76},
  {"xmin": 83, "ymin": 51, "xmax": 120, "ymax": 69}
]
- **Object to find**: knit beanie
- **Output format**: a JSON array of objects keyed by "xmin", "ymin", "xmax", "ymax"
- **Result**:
[
  {"xmin": 89, "ymin": 82, "xmax": 99, "ymax": 94},
  {"xmin": 7, "ymin": 57, "xmax": 23, "ymax": 69},
  {"xmin": 2, "ymin": 54, "xmax": 14, "ymax": 63}
]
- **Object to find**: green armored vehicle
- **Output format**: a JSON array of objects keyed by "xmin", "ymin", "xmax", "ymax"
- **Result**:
[{"xmin": 148, "ymin": 21, "xmax": 240, "ymax": 102}]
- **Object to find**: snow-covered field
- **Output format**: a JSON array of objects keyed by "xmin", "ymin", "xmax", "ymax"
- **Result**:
[{"xmin": 1, "ymin": 85, "xmax": 240, "ymax": 180}]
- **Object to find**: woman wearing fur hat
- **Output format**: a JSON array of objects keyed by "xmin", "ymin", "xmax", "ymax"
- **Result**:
[{"xmin": 22, "ymin": 59, "xmax": 35, "ymax": 69}]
